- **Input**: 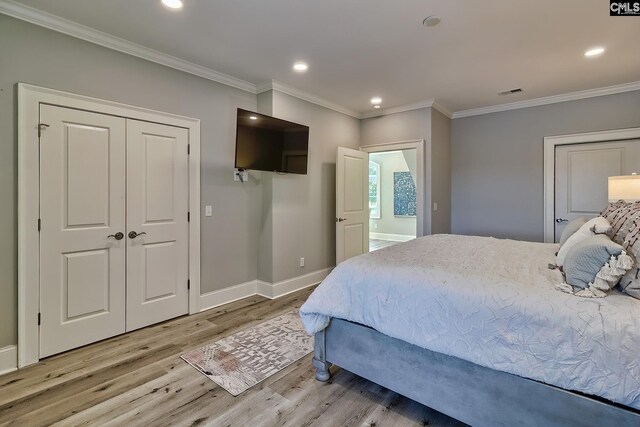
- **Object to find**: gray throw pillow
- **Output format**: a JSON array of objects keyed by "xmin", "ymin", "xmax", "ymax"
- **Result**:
[
  {"xmin": 563, "ymin": 234, "xmax": 625, "ymax": 289},
  {"xmin": 559, "ymin": 217, "xmax": 587, "ymax": 247}
]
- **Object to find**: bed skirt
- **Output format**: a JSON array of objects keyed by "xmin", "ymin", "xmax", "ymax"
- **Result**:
[{"xmin": 313, "ymin": 318, "xmax": 640, "ymax": 427}]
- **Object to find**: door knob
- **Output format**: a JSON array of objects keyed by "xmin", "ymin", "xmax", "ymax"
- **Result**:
[
  {"xmin": 555, "ymin": 218, "xmax": 569, "ymax": 223},
  {"xmin": 107, "ymin": 232, "xmax": 124, "ymax": 240},
  {"xmin": 336, "ymin": 217, "xmax": 347, "ymax": 222},
  {"xmin": 128, "ymin": 231, "xmax": 147, "ymax": 239}
]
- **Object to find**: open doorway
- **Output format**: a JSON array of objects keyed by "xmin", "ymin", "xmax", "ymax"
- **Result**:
[{"xmin": 368, "ymin": 149, "xmax": 417, "ymax": 251}]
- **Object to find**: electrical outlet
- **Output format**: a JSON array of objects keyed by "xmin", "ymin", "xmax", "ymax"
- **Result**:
[
  {"xmin": 433, "ymin": 202, "xmax": 438, "ymax": 212},
  {"xmin": 374, "ymin": 223, "xmax": 378, "ymax": 229},
  {"xmin": 205, "ymin": 205, "xmax": 212, "ymax": 217},
  {"xmin": 234, "ymin": 169, "xmax": 249, "ymax": 182},
  {"xmin": 299, "ymin": 257, "xmax": 305, "ymax": 268}
]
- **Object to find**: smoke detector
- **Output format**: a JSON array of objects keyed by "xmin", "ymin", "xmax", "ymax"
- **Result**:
[{"xmin": 497, "ymin": 88, "xmax": 524, "ymax": 96}]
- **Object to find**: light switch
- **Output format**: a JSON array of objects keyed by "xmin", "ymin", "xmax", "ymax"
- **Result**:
[{"xmin": 205, "ymin": 205, "xmax": 212, "ymax": 217}]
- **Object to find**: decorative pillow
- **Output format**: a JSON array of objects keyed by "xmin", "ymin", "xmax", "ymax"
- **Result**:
[
  {"xmin": 556, "ymin": 216, "xmax": 612, "ymax": 267},
  {"xmin": 559, "ymin": 217, "xmax": 587, "ymax": 247},
  {"xmin": 620, "ymin": 221, "xmax": 640, "ymax": 299},
  {"xmin": 601, "ymin": 200, "xmax": 628, "ymax": 223},
  {"xmin": 609, "ymin": 201, "xmax": 640, "ymax": 245},
  {"xmin": 557, "ymin": 234, "xmax": 633, "ymax": 298}
]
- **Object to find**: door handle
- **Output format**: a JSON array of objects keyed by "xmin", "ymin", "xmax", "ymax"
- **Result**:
[
  {"xmin": 128, "ymin": 231, "xmax": 147, "ymax": 239},
  {"xmin": 336, "ymin": 217, "xmax": 347, "ymax": 222},
  {"xmin": 555, "ymin": 218, "xmax": 569, "ymax": 223},
  {"xmin": 107, "ymin": 232, "xmax": 124, "ymax": 240}
]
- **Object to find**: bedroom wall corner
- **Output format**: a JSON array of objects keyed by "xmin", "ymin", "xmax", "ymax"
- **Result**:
[
  {"xmin": 451, "ymin": 90, "xmax": 640, "ymax": 241},
  {"xmin": 430, "ymin": 108, "xmax": 452, "ymax": 234},
  {"xmin": 256, "ymin": 91, "xmax": 275, "ymax": 283},
  {"xmin": 261, "ymin": 91, "xmax": 360, "ymax": 283},
  {"xmin": 360, "ymin": 107, "xmax": 452, "ymax": 236}
]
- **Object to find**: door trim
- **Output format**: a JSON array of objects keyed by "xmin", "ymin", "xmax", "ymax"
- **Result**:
[
  {"xmin": 543, "ymin": 127, "xmax": 640, "ymax": 243},
  {"xmin": 18, "ymin": 83, "xmax": 201, "ymax": 367},
  {"xmin": 360, "ymin": 140, "xmax": 426, "ymax": 237}
]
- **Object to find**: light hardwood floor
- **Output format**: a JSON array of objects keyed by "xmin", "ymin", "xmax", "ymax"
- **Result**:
[
  {"xmin": 369, "ymin": 239, "xmax": 399, "ymax": 251},
  {"xmin": 0, "ymin": 286, "xmax": 465, "ymax": 427}
]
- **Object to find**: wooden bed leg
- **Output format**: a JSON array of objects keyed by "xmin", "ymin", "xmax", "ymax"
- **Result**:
[{"xmin": 313, "ymin": 329, "xmax": 332, "ymax": 382}]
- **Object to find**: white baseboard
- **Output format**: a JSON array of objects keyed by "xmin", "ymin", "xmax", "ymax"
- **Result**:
[
  {"xmin": 200, "ymin": 267, "xmax": 332, "ymax": 312},
  {"xmin": 199, "ymin": 279, "xmax": 258, "ymax": 312},
  {"xmin": 257, "ymin": 267, "xmax": 333, "ymax": 299},
  {"xmin": 0, "ymin": 346, "xmax": 17, "ymax": 376},
  {"xmin": 370, "ymin": 232, "xmax": 415, "ymax": 242}
]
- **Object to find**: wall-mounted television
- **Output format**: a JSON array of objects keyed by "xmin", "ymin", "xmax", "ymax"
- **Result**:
[{"xmin": 234, "ymin": 108, "xmax": 309, "ymax": 175}]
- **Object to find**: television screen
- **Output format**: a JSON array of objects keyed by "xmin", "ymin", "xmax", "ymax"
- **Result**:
[{"xmin": 234, "ymin": 109, "xmax": 309, "ymax": 175}]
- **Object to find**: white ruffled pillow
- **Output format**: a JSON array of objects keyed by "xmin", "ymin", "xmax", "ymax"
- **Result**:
[
  {"xmin": 556, "ymin": 216, "xmax": 612, "ymax": 267},
  {"xmin": 556, "ymin": 234, "xmax": 633, "ymax": 298}
]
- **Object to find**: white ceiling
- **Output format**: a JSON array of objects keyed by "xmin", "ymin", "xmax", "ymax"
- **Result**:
[{"xmin": 8, "ymin": 0, "xmax": 640, "ymax": 114}]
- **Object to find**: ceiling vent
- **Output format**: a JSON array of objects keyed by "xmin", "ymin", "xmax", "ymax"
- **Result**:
[{"xmin": 497, "ymin": 88, "xmax": 524, "ymax": 96}]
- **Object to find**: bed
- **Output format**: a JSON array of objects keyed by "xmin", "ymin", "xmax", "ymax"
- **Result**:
[{"xmin": 300, "ymin": 234, "xmax": 640, "ymax": 426}]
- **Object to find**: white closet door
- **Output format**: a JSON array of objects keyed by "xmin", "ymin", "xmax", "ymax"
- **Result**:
[
  {"xmin": 39, "ymin": 105, "xmax": 126, "ymax": 358},
  {"xmin": 126, "ymin": 120, "xmax": 189, "ymax": 331},
  {"xmin": 555, "ymin": 139, "xmax": 640, "ymax": 241}
]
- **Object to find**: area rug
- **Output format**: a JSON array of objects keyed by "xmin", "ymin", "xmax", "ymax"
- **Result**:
[{"xmin": 181, "ymin": 309, "xmax": 313, "ymax": 396}]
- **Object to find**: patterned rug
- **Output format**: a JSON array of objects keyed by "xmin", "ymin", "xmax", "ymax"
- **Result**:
[{"xmin": 181, "ymin": 309, "xmax": 313, "ymax": 396}]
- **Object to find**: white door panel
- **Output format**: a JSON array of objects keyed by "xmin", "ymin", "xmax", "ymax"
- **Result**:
[
  {"xmin": 39, "ymin": 105, "xmax": 126, "ymax": 358},
  {"xmin": 336, "ymin": 147, "xmax": 369, "ymax": 264},
  {"xmin": 126, "ymin": 120, "xmax": 189, "ymax": 331},
  {"xmin": 555, "ymin": 140, "xmax": 640, "ymax": 242},
  {"xmin": 344, "ymin": 223, "xmax": 365, "ymax": 260}
]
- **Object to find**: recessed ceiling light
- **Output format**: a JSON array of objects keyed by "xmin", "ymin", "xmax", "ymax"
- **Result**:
[
  {"xmin": 249, "ymin": 115, "xmax": 258, "ymax": 120},
  {"xmin": 584, "ymin": 47, "xmax": 605, "ymax": 57},
  {"xmin": 162, "ymin": 0, "xmax": 183, "ymax": 9},
  {"xmin": 422, "ymin": 15, "xmax": 441, "ymax": 27},
  {"xmin": 293, "ymin": 62, "xmax": 308, "ymax": 72},
  {"xmin": 370, "ymin": 97, "xmax": 382, "ymax": 105},
  {"xmin": 374, "ymin": 105, "xmax": 381, "ymax": 109}
]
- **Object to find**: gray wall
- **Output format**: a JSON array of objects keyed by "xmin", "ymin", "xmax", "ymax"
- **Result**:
[
  {"xmin": 260, "ymin": 91, "xmax": 360, "ymax": 283},
  {"xmin": 451, "ymin": 90, "xmax": 640, "ymax": 241},
  {"xmin": 256, "ymin": 92, "xmax": 274, "ymax": 283},
  {"xmin": 360, "ymin": 108, "xmax": 432, "ymax": 234},
  {"xmin": 360, "ymin": 108, "xmax": 430, "ymax": 146},
  {"xmin": 360, "ymin": 107, "xmax": 452, "ymax": 235},
  {"xmin": 369, "ymin": 151, "xmax": 417, "ymax": 236},
  {"xmin": 0, "ymin": 16, "xmax": 258, "ymax": 347},
  {"xmin": 431, "ymin": 109, "xmax": 451, "ymax": 234}
]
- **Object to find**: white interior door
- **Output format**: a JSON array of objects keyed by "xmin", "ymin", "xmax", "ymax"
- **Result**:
[
  {"xmin": 126, "ymin": 120, "xmax": 189, "ymax": 331},
  {"xmin": 39, "ymin": 105, "xmax": 126, "ymax": 358},
  {"xmin": 555, "ymin": 139, "xmax": 640, "ymax": 241},
  {"xmin": 336, "ymin": 147, "xmax": 369, "ymax": 264}
]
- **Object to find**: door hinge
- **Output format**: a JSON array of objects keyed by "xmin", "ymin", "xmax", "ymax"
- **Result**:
[
  {"xmin": 37, "ymin": 218, "xmax": 41, "ymax": 232},
  {"xmin": 188, "ymin": 212, "xmax": 190, "ymax": 222},
  {"xmin": 37, "ymin": 312, "xmax": 41, "ymax": 326},
  {"xmin": 187, "ymin": 279, "xmax": 190, "ymax": 290},
  {"xmin": 187, "ymin": 144, "xmax": 191, "ymax": 155},
  {"xmin": 37, "ymin": 123, "xmax": 50, "ymax": 138}
]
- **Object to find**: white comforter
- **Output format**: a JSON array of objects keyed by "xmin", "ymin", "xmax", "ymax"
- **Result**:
[{"xmin": 300, "ymin": 234, "xmax": 640, "ymax": 409}]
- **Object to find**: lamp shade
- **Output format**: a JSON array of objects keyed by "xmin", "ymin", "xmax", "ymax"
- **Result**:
[{"xmin": 608, "ymin": 175, "xmax": 640, "ymax": 202}]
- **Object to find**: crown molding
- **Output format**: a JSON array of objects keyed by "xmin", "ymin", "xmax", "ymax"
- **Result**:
[
  {"xmin": 452, "ymin": 80, "xmax": 640, "ymax": 119},
  {"xmin": 257, "ymin": 80, "xmax": 360, "ymax": 118},
  {"xmin": 0, "ymin": 0, "xmax": 257, "ymax": 93},
  {"xmin": 360, "ymin": 99, "xmax": 433, "ymax": 119},
  {"xmin": 359, "ymin": 98, "xmax": 453, "ymax": 120},
  {"xmin": 3, "ymin": 0, "xmax": 637, "ymax": 122},
  {"xmin": 431, "ymin": 101, "xmax": 453, "ymax": 119}
]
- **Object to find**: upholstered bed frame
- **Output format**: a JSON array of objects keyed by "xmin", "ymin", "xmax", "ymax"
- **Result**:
[{"xmin": 312, "ymin": 318, "xmax": 640, "ymax": 427}]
